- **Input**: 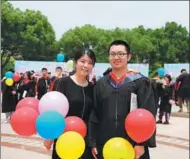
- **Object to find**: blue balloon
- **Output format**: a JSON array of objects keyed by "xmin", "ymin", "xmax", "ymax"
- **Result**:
[
  {"xmin": 97, "ymin": 75, "xmax": 102, "ymax": 80},
  {"xmin": 36, "ymin": 111, "xmax": 66, "ymax": 140},
  {"xmin": 157, "ymin": 68, "xmax": 165, "ymax": 77},
  {"xmin": 5, "ymin": 71, "xmax": 14, "ymax": 79},
  {"xmin": 56, "ymin": 53, "xmax": 65, "ymax": 62}
]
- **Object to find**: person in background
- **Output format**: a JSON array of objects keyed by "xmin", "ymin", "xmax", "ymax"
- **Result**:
[
  {"xmin": 48, "ymin": 72, "xmax": 52, "ymax": 78},
  {"xmin": 36, "ymin": 68, "xmax": 51, "ymax": 99},
  {"xmin": 175, "ymin": 69, "xmax": 188, "ymax": 112},
  {"xmin": 1, "ymin": 69, "xmax": 17, "ymax": 123},
  {"xmin": 17, "ymin": 71, "xmax": 36, "ymax": 101},
  {"xmin": 49, "ymin": 67, "xmax": 63, "ymax": 91},
  {"xmin": 156, "ymin": 74, "xmax": 173, "ymax": 124},
  {"xmin": 44, "ymin": 48, "xmax": 96, "ymax": 159}
]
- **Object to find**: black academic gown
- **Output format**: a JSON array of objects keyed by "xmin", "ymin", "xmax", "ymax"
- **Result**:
[
  {"xmin": 37, "ymin": 77, "xmax": 51, "ymax": 99},
  {"xmin": 52, "ymin": 76, "xmax": 94, "ymax": 159},
  {"xmin": 89, "ymin": 72, "xmax": 157, "ymax": 159},
  {"xmin": 1, "ymin": 80, "xmax": 17, "ymax": 113},
  {"xmin": 17, "ymin": 80, "xmax": 36, "ymax": 101},
  {"xmin": 159, "ymin": 85, "xmax": 173, "ymax": 113}
]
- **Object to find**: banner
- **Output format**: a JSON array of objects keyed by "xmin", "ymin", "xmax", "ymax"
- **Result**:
[
  {"xmin": 164, "ymin": 63, "xmax": 190, "ymax": 78},
  {"xmin": 14, "ymin": 61, "xmax": 149, "ymax": 77}
]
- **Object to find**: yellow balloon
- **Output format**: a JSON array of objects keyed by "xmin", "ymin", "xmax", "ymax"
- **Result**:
[
  {"xmin": 103, "ymin": 137, "xmax": 135, "ymax": 159},
  {"xmin": 5, "ymin": 78, "xmax": 14, "ymax": 86},
  {"xmin": 56, "ymin": 131, "xmax": 85, "ymax": 159}
]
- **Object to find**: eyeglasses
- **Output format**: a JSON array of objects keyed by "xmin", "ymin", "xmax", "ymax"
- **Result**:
[{"xmin": 109, "ymin": 52, "xmax": 128, "ymax": 58}]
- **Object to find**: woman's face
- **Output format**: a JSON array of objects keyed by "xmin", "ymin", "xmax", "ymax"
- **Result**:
[
  {"xmin": 24, "ymin": 73, "xmax": 29, "ymax": 80},
  {"xmin": 163, "ymin": 77, "xmax": 170, "ymax": 84},
  {"xmin": 75, "ymin": 54, "xmax": 94, "ymax": 77}
]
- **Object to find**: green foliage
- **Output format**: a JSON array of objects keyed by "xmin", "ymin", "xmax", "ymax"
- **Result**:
[
  {"xmin": 59, "ymin": 22, "xmax": 189, "ymax": 76},
  {"xmin": 1, "ymin": 1, "xmax": 189, "ymax": 77},
  {"xmin": 1, "ymin": 1, "xmax": 57, "ymax": 72}
]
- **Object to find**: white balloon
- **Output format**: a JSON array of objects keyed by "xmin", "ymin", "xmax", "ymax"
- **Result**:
[{"xmin": 39, "ymin": 91, "xmax": 69, "ymax": 117}]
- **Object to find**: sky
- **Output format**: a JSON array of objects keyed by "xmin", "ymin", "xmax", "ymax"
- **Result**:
[{"xmin": 11, "ymin": 1, "xmax": 189, "ymax": 40}]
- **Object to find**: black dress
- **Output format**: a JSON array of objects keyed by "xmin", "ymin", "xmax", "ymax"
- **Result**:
[
  {"xmin": 1, "ymin": 80, "xmax": 17, "ymax": 113},
  {"xmin": 52, "ymin": 76, "xmax": 94, "ymax": 159},
  {"xmin": 17, "ymin": 80, "xmax": 36, "ymax": 101},
  {"xmin": 89, "ymin": 72, "xmax": 157, "ymax": 159}
]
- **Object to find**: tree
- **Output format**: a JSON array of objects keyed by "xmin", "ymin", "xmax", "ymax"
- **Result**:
[{"xmin": 1, "ymin": 1, "xmax": 57, "ymax": 72}]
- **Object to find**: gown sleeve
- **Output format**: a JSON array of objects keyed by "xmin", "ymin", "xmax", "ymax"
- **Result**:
[
  {"xmin": 135, "ymin": 77, "xmax": 157, "ymax": 147},
  {"xmin": 88, "ymin": 83, "xmax": 100, "ymax": 147}
]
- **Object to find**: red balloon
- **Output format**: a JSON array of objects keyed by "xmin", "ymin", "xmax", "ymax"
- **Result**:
[
  {"xmin": 11, "ymin": 107, "xmax": 39, "ymax": 136},
  {"xmin": 16, "ymin": 97, "xmax": 39, "ymax": 113},
  {"xmin": 13, "ymin": 73, "xmax": 21, "ymax": 82},
  {"xmin": 64, "ymin": 116, "xmax": 87, "ymax": 138},
  {"xmin": 125, "ymin": 109, "xmax": 156, "ymax": 143}
]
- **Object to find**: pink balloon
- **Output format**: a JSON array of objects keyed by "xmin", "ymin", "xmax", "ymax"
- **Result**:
[{"xmin": 39, "ymin": 91, "xmax": 69, "ymax": 117}]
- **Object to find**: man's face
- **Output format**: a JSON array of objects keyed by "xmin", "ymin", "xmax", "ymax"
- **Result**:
[
  {"xmin": 109, "ymin": 45, "xmax": 131, "ymax": 70},
  {"xmin": 42, "ymin": 70, "xmax": 47, "ymax": 77},
  {"xmin": 56, "ymin": 69, "xmax": 62, "ymax": 76}
]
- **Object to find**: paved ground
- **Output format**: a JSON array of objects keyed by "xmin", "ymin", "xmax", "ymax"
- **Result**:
[{"xmin": 1, "ymin": 113, "xmax": 189, "ymax": 159}]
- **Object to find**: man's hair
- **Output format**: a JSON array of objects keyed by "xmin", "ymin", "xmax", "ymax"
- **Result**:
[
  {"xmin": 181, "ymin": 69, "xmax": 186, "ymax": 73},
  {"xmin": 56, "ymin": 66, "xmax": 63, "ymax": 71},
  {"xmin": 41, "ymin": 68, "xmax": 47, "ymax": 71},
  {"xmin": 108, "ymin": 40, "xmax": 131, "ymax": 54}
]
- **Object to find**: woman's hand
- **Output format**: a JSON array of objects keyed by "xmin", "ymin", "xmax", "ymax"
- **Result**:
[
  {"xmin": 134, "ymin": 146, "xmax": 145, "ymax": 159},
  {"xmin": 92, "ymin": 147, "xmax": 98, "ymax": 159},
  {"xmin": 43, "ymin": 140, "xmax": 53, "ymax": 151}
]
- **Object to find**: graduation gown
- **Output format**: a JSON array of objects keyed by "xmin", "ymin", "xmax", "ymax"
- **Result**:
[
  {"xmin": 17, "ymin": 80, "xmax": 36, "ymax": 101},
  {"xmin": 52, "ymin": 76, "xmax": 94, "ymax": 159},
  {"xmin": 1, "ymin": 80, "xmax": 17, "ymax": 113},
  {"xmin": 88, "ymin": 72, "xmax": 157, "ymax": 159},
  {"xmin": 36, "ymin": 77, "xmax": 51, "ymax": 99},
  {"xmin": 159, "ymin": 85, "xmax": 173, "ymax": 113}
]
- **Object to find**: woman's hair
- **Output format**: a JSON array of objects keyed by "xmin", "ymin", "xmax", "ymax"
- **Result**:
[
  {"xmin": 25, "ymin": 71, "xmax": 32, "ymax": 80},
  {"xmin": 164, "ymin": 74, "xmax": 172, "ymax": 83},
  {"xmin": 74, "ymin": 48, "xmax": 96, "ymax": 66}
]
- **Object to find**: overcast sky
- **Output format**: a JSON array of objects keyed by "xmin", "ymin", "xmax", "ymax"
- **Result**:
[{"xmin": 11, "ymin": 1, "xmax": 189, "ymax": 40}]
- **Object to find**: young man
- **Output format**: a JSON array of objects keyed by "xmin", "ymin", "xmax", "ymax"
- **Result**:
[
  {"xmin": 89, "ymin": 40, "xmax": 157, "ymax": 159},
  {"xmin": 49, "ymin": 66, "xmax": 63, "ymax": 91},
  {"xmin": 36, "ymin": 68, "xmax": 50, "ymax": 99}
]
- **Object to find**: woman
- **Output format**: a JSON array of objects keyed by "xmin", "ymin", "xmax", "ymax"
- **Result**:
[
  {"xmin": 17, "ymin": 71, "xmax": 36, "ymax": 101},
  {"xmin": 1, "ymin": 77, "xmax": 17, "ymax": 123},
  {"xmin": 44, "ymin": 48, "xmax": 96, "ymax": 159}
]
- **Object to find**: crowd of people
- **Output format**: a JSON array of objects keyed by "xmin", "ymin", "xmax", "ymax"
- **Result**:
[{"xmin": 1, "ymin": 40, "xmax": 190, "ymax": 159}]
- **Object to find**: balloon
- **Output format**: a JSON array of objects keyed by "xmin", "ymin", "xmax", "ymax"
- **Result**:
[
  {"xmin": 157, "ymin": 68, "xmax": 165, "ymax": 77},
  {"xmin": 5, "ymin": 78, "xmax": 14, "ymax": 86},
  {"xmin": 36, "ymin": 111, "xmax": 66, "ymax": 140},
  {"xmin": 56, "ymin": 131, "xmax": 85, "ymax": 159},
  {"xmin": 16, "ymin": 97, "xmax": 39, "ymax": 112},
  {"xmin": 103, "ymin": 137, "xmax": 135, "ymax": 159},
  {"xmin": 64, "ymin": 116, "xmax": 87, "ymax": 138},
  {"xmin": 5, "ymin": 71, "xmax": 14, "ymax": 79},
  {"xmin": 39, "ymin": 91, "xmax": 69, "ymax": 117},
  {"xmin": 67, "ymin": 60, "xmax": 74, "ymax": 69},
  {"xmin": 56, "ymin": 53, "xmax": 65, "ymax": 62},
  {"xmin": 125, "ymin": 108, "xmax": 156, "ymax": 143},
  {"xmin": 11, "ymin": 107, "xmax": 39, "ymax": 136},
  {"xmin": 13, "ymin": 73, "xmax": 21, "ymax": 82}
]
